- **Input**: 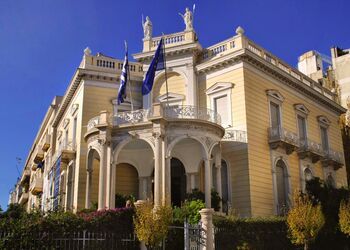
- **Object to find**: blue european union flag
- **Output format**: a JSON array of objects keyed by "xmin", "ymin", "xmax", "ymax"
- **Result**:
[{"xmin": 142, "ymin": 38, "xmax": 165, "ymax": 95}]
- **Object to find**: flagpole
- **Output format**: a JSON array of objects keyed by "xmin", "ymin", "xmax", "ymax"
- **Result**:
[
  {"xmin": 125, "ymin": 41, "xmax": 134, "ymax": 111},
  {"xmin": 161, "ymin": 36, "xmax": 170, "ymax": 107}
]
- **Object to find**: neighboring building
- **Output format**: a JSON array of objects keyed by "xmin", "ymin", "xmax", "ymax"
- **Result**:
[{"xmin": 10, "ymin": 12, "xmax": 347, "ymax": 217}]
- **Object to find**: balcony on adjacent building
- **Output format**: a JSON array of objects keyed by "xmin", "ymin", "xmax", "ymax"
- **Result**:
[
  {"xmin": 298, "ymin": 139, "xmax": 324, "ymax": 163},
  {"xmin": 19, "ymin": 191, "xmax": 29, "ymax": 205},
  {"xmin": 33, "ymin": 147, "xmax": 44, "ymax": 164},
  {"xmin": 322, "ymin": 148, "xmax": 345, "ymax": 169},
  {"xmin": 41, "ymin": 134, "xmax": 51, "ymax": 152},
  {"xmin": 29, "ymin": 171, "xmax": 43, "ymax": 195},
  {"xmin": 268, "ymin": 127, "xmax": 299, "ymax": 154},
  {"xmin": 20, "ymin": 169, "xmax": 30, "ymax": 185}
]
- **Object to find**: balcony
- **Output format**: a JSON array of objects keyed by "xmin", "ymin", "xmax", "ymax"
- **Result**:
[
  {"xmin": 53, "ymin": 141, "xmax": 76, "ymax": 164},
  {"xmin": 33, "ymin": 147, "xmax": 44, "ymax": 164},
  {"xmin": 298, "ymin": 139, "xmax": 324, "ymax": 163},
  {"xmin": 87, "ymin": 104, "xmax": 222, "ymax": 132},
  {"xmin": 19, "ymin": 192, "xmax": 29, "ymax": 205},
  {"xmin": 29, "ymin": 171, "xmax": 43, "ymax": 195},
  {"xmin": 222, "ymin": 129, "xmax": 247, "ymax": 143},
  {"xmin": 20, "ymin": 169, "xmax": 30, "ymax": 184},
  {"xmin": 322, "ymin": 148, "xmax": 344, "ymax": 169},
  {"xmin": 268, "ymin": 127, "xmax": 299, "ymax": 154},
  {"xmin": 41, "ymin": 134, "xmax": 51, "ymax": 152}
]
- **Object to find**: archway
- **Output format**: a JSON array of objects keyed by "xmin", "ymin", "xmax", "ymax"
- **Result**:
[
  {"xmin": 86, "ymin": 149, "xmax": 100, "ymax": 209},
  {"xmin": 115, "ymin": 163, "xmax": 139, "ymax": 207},
  {"xmin": 171, "ymin": 158, "xmax": 186, "ymax": 207},
  {"xmin": 275, "ymin": 159, "xmax": 289, "ymax": 212}
]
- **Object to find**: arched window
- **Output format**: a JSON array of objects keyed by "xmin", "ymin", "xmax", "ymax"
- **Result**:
[
  {"xmin": 221, "ymin": 160, "xmax": 229, "ymax": 212},
  {"xmin": 326, "ymin": 173, "xmax": 336, "ymax": 188},
  {"xmin": 275, "ymin": 159, "xmax": 289, "ymax": 214},
  {"xmin": 304, "ymin": 168, "xmax": 313, "ymax": 182}
]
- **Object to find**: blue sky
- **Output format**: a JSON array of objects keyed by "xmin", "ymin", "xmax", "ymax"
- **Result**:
[{"xmin": 0, "ymin": 0, "xmax": 349, "ymax": 210}]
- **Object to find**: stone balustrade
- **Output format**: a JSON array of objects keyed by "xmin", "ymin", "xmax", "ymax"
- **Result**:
[{"xmin": 222, "ymin": 129, "xmax": 247, "ymax": 143}]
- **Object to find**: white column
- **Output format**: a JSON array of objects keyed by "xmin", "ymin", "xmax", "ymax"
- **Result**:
[
  {"xmin": 85, "ymin": 169, "xmax": 92, "ymax": 209},
  {"xmin": 185, "ymin": 64, "xmax": 197, "ymax": 106},
  {"xmin": 163, "ymin": 157, "xmax": 171, "ymax": 205},
  {"xmin": 154, "ymin": 134, "xmax": 162, "ymax": 206},
  {"xmin": 98, "ymin": 144, "xmax": 106, "ymax": 210},
  {"xmin": 161, "ymin": 138, "xmax": 168, "ymax": 205},
  {"xmin": 200, "ymin": 208, "xmax": 215, "ymax": 250},
  {"xmin": 105, "ymin": 144, "xmax": 112, "ymax": 208},
  {"xmin": 204, "ymin": 158, "xmax": 212, "ymax": 208},
  {"xmin": 139, "ymin": 177, "xmax": 148, "ymax": 200}
]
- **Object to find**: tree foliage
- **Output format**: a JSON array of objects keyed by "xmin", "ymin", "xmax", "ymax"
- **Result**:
[
  {"xmin": 173, "ymin": 199, "xmax": 205, "ymax": 225},
  {"xmin": 287, "ymin": 192, "xmax": 325, "ymax": 250},
  {"xmin": 339, "ymin": 199, "xmax": 350, "ymax": 237},
  {"xmin": 133, "ymin": 201, "xmax": 172, "ymax": 249}
]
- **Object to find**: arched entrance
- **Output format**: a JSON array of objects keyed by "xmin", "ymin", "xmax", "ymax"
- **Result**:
[
  {"xmin": 85, "ymin": 149, "xmax": 100, "ymax": 209},
  {"xmin": 115, "ymin": 163, "xmax": 139, "ymax": 207},
  {"xmin": 171, "ymin": 158, "xmax": 186, "ymax": 207},
  {"xmin": 275, "ymin": 159, "xmax": 290, "ymax": 213}
]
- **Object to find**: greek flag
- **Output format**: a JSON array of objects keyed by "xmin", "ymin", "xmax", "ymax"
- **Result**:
[
  {"xmin": 142, "ymin": 38, "xmax": 165, "ymax": 95},
  {"xmin": 117, "ymin": 45, "xmax": 128, "ymax": 104}
]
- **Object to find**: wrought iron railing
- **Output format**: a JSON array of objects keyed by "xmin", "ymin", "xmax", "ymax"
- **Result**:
[
  {"xmin": 112, "ymin": 109, "xmax": 150, "ymax": 125},
  {"xmin": 163, "ymin": 105, "xmax": 221, "ymax": 125},
  {"xmin": 299, "ymin": 138, "xmax": 324, "ymax": 156},
  {"xmin": 268, "ymin": 127, "xmax": 299, "ymax": 146},
  {"xmin": 222, "ymin": 129, "xmax": 247, "ymax": 143}
]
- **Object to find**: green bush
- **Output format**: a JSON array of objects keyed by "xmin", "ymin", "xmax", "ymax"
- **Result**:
[
  {"xmin": 214, "ymin": 216, "xmax": 294, "ymax": 250},
  {"xmin": 115, "ymin": 193, "xmax": 135, "ymax": 208},
  {"xmin": 306, "ymin": 178, "xmax": 350, "ymax": 249},
  {"xmin": 173, "ymin": 199, "xmax": 205, "ymax": 225},
  {"xmin": 185, "ymin": 188, "xmax": 221, "ymax": 211}
]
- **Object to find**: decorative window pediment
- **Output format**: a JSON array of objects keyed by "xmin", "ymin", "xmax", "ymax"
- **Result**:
[
  {"xmin": 63, "ymin": 119, "xmax": 70, "ymax": 129},
  {"xmin": 266, "ymin": 89, "xmax": 285, "ymax": 102},
  {"xmin": 70, "ymin": 104, "xmax": 79, "ymax": 116},
  {"xmin": 157, "ymin": 92, "xmax": 185, "ymax": 104},
  {"xmin": 317, "ymin": 115, "xmax": 331, "ymax": 127},
  {"xmin": 206, "ymin": 82, "xmax": 234, "ymax": 95},
  {"xmin": 294, "ymin": 104, "xmax": 309, "ymax": 116}
]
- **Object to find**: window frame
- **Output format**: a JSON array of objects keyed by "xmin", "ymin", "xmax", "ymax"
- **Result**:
[{"xmin": 266, "ymin": 89, "xmax": 284, "ymax": 130}]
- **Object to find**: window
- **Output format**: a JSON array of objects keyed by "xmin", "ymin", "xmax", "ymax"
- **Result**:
[
  {"xmin": 304, "ymin": 168, "xmax": 313, "ymax": 182},
  {"xmin": 297, "ymin": 115, "xmax": 307, "ymax": 141},
  {"xmin": 221, "ymin": 160, "xmax": 229, "ymax": 213},
  {"xmin": 206, "ymin": 82, "xmax": 234, "ymax": 128},
  {"xmin": 72, "ymin": 117, "xmax": 77, "ymax": 148},
  {"xmin": 326, "ymin": 173, "xmax": 336, "ymax": 188},
  {"xmin": 275, "ymin": 159, "xmax": 289, "ymax": 214},
  {"xmin": 214, "ymin": 95, "xmax": 229, "ymax": 127},
  {"xmin": 64, "ymin": 130, "xmax": 69, "ymax": 149},
  {"xmin": 320, "ymin": 126, "xmax": 329, "ymax": 152},
  {"xmin": 270, "ymin": 102, "xmax": 281, "ymax": 129}
]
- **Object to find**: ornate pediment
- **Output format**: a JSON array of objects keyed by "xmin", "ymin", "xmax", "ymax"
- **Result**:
[
  {"xmin": 294, "ymin": 104, "xmax": 309, "ymax": 115},
  {"xmin": 266, "ymin": 89, "xmax": 285, "ymax": 102},
  {"xmin": 206, "ymin": 82, "xmax": 234, "ymax": 95},
  {"xmin": 317, "ymin": 115, "xmax": 331, "ymax": 127}
]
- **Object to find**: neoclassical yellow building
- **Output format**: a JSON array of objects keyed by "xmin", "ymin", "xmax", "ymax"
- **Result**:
[{"xmin": 10, "ymin": 16, "xmax": 347, "ymax": 217}]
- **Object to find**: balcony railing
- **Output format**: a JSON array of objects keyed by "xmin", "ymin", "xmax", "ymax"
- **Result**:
[
  {"xmin": 20, "ymin": 169, "xmax": 30, "ymax": 184},
  {"xmin": 113, "ymin": 109, "xmax": 150, "ymax": 125},
  {"xmin": 163, "ymin": 105, "xmax": 221, "ymax": 125},
  {"xmin": 19, "ymin": 192, "xmax": 29, "ymax": 205},
  {"xmin": 41, "ymin": 134, "xmax": 51, "ymax": 152},
  {"xmin": 29, "ymin": 171, "xmax": 43, "ymax": 195},
  {"xmin": 322, "ymin": 148, "xmax": 345, "ymax": 169},
  {"xmin": 33, "ymin": 147, "xmax": 44, "ymax": 164},
  {"xmin": 52, "ymin": 141, "xmax": 76, "ymax": 164},
  {"xmin": 268, "ymin": 127, "xmax": 299, "ymax": 154},
  {"xmin": 298, "ymin": 138, "xmax": 324, "ymax": 163},
  {"xmin": 222, "ymin": 129, "xmax": 247, "ymax": 143},
  {"xmin": 88, "ymin": 105, "xmax": 222, "ymax": 131}
]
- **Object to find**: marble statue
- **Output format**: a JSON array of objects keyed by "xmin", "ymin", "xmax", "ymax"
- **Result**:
[
  {"xmin": 142, "ymin": 16, "xmax": 152, "ymax": 39},
  {"xmin": 179, "ymin": 7, "xmax": 193, "ymax": 31}
]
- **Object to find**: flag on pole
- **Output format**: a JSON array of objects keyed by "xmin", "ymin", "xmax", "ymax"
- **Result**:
[
  {"xmin": 117, "ymin": 42, "xmax": 128, "ymax": 104},
  {"xmin": 142, "ymin": 38, "xmax": 165, "ymax": 95}
]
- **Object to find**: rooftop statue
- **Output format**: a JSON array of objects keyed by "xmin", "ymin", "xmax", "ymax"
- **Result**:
[
  {"xmin": 179, "ymin": 7, "xmax": 193, "ymax": 31},
  {"xmin": 142, "ymin": 16, "xmax": 152, "ymax": 40}
]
